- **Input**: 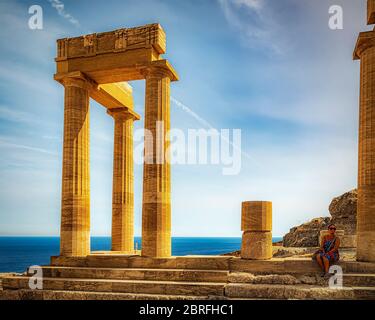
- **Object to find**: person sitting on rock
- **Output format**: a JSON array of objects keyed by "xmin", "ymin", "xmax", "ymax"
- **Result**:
[{"xmin": 315, "ymin": 224, "xmax": 340, "ymax": 277}]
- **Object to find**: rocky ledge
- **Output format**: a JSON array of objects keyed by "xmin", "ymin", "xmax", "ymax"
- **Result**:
[{"xmin": 283, "ymin": 189, "xmax": 357, "ymax": 247}]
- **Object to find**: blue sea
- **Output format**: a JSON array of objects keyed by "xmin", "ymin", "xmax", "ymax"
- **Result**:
[{"xmin": 0, "ymin": 237, "xmax": 282, "ymax": 273}]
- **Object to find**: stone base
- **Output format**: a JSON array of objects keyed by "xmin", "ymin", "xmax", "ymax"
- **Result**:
[
  {"xmin": 2, "ymin": 257, "xmax": 375, "ymax": 300},
  {"xmin": 241, "ymin": 231, "xmax": 272, "ymax": 260},
  {"xmin": 357, "ymin": 231, "xmax": 375, "ymax": 262},
  {"xmin": 341, "ymin": 235, "xmax": 357, "ymax": 248}
]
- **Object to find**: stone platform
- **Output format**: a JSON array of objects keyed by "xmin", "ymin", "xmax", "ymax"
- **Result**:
[{"xmin": 1, "ymin": 254, "xmax": 375, "ymax": 300}]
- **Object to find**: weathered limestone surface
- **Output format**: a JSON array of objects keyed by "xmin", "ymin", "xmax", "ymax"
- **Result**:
[
  {"xmin": 141, "ymin": 65, "xmax": 174, "ymax": 258},
  {"xmin": 368, "ymin": 0, "xmax": 375, "ymax": 25},
  {"xmin": 3, "ymin": 276, "xmax": 225, "ymax": 297},
  {"xmin": 31, "ymin": 266, "xmax": 229, "ymax": 283},
  {"xmin": 224, "ymin": 283, "xmax": 374, "ymax": 300},
  {"xmin": 0, "ymin": 290, "xmax": 208, "ymax": 301},
  {"xmin": 241, "ymin": 201, "xmax": 272, "ymax": 231},
  {"xmin": 108, "ymin": 107, "xmax": 140, "ymax": 252},
  {"xmin": 240, "ymin": 201, "xmax": 273, "ymax": 260},
  {"xmin": 354, "ymin": 10, "xmax": 375, "ymax": 261},
  {"xmin": 55, "ymin": 24, "xmax": 169, "ymax": 84},
  {"xmin": 60, "ymin": 74, "xmax": 91, "ymax": 257},
  {"xmin": 3, "ymin": 256, "xmax": 375, "ymax": 300},
  {"xmin": 48, "ymin": 254, "xmax": 375, "ymax": 274},
  {"xmin": 341, "ymin": 235, "xmax": 358, "ymax": 248},
  {"xmin": 241, "ymin": 231, "xmax": 273, "ymax": 260}
]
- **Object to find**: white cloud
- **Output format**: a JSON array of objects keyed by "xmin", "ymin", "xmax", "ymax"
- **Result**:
[
  {"xmin": 231, "ymin": 0, "xmax": 263, "ymax": 11},
  {"xmin": 0, "ymin": 106, "xmax": 43, "ymax": 126},
  {"xmin": 0, "ymin": 138, "xmax": 56, "ymax": 156},
  {"xmin": 48, "ymin": 0, "xmax": 80, "ymax": 27},
  {"xmin": 218, "ymin": 0, "xmax": 283, "ymax": 54}
]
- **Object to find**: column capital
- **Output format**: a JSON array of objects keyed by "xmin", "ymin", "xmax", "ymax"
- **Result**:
[
  {"xmin": 54, "ymin": 71, "xmax": 93, "ymax": 89},
  {"xmin": 141, "ymin": 60, "xmax": 179, "ymax": 81},
  {"xmin": 107, "ymin": 107, "xmax": 141, "ymax": 121},
  {"xmin": 354, "ymin": 31, "xmax": 375, "ymax": 60}
]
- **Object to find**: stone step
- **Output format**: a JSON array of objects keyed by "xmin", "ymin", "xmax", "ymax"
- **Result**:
[
  {"xmin": 3, "ymin": 276, "xmax": 225, "ymax": 297},
  {"xmin": 343, "ymin": 273, "xmax": 375, "ymax": 287},
  {"xmin": 51, "ymin": 255, "xmax": 233, "ymax": 270},
  {"xmin": 50, "ymin": 255, "xmax": 375, "ymax": 275},
  {"xmin": 228, "ymin": 272, "xmax": 375, "ymax": 287},
  {"xmin": 29, "ymin": 266, "xmax": 229, "ymax": 283},
  {"xmin": 0, "ymin": 289, "xmax": 210, "ymax": 300},
  {"xmin": 344, "ymin": 261, "xmax": 375, "ymax": 274},
  {"xmin": 225, "ymin": 283, "xmax": 375, "ymax": 300}
]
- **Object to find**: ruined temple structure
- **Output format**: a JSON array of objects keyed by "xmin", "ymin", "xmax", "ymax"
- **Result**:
[
  {"xmin": 54, "ymin": 24, "xmax": 178, "ymax": 258},
  {"xmin": 2, "ymin": 8, "xmax": 375, "ymax": 299},
  {"xmin": 354, "ymin": 0, "xmax": 375, "ymax": 262}
]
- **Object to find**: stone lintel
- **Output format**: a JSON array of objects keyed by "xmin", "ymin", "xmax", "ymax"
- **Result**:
[
  {"xmin": 55, "ymin": 72, "xmax": 141, "ymax": 111},
  {"xmin": 98, "ymin": 82, "xmax": 134, "ymax": 109},
  {"xmin": 369, "ymin": 0, "xmax": 375, "ymax": 25},
  {"xmin": 107, "ymin": 107, "xmax": 140, "ymax": 121},
  {"xmin": 353, "ymin": 30, "xmax": 375, "ymax": 60},
  {"xmin": 92, "ymin": 82, "xmax": 138, "ymax": 110}
]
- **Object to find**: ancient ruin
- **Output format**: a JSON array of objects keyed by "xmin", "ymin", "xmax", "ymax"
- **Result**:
[
  {"xmin": 1, "ymin": 2, "xmax": 375, "ymax": 300},
  {"xmin": 54, "ymin": 24, "xmax": 178, "ymax": 258},
  {"xmin": 354, "ymin": 0, "xmax": 375, "ymax": 262}
]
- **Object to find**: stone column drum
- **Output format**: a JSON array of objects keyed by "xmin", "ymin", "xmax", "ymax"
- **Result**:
[
  {"xmin": 141, "ymin": 66, "xmax": 172, "ymax": 257},
  {"xmin": 108, "ymin": 108, "xmax": 139, "ymax": 252},
  {"xmin": 354, "ymin": 30, "xmax": 375, "ymax": 262},
  {"xmin": 241, "ymin": 201, "xmax": 272, "ymax": 260},
  {"xmin": 60, "ymin": 75, "xmax": 90, "ymax": 257}
]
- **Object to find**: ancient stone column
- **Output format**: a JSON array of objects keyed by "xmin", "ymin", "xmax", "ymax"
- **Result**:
[
  {"xmin": 59, "ymin": 74, "xmax": 90, "ymax": 257},
  {"xmin": 368, "ymin": 0, "xmax": 375, "ymax": 24},
  {"xmin": 141, "ymin": 66, "xmax": 172, "ymax": 257},
  {"xmin": 241, "ymin": 201, "xmax": 272, "ymax": 260},
  {"xmin": 354, "ymin": 30, "xmax": 375, "ymax": 262},
  {"xmin": 108, "ymin": 108, "xmax": 139, "ymax": 252}
]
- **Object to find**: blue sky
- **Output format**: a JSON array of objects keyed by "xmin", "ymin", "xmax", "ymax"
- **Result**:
[{"xmin": 0, "ymin": 0, "xmax": 369, "ymax": 237}]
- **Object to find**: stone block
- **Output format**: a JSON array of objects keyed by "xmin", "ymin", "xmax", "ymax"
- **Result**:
[
  {"xmin": 341, "ymin": 235, "xmax": 357, "ymax": 248},
  {"xmin": 241, "ymin": 201, "xmax": 272, "ymax": 232},
  {"xmin": 241, "ymin": 231, "xmax": 272, "ymax": 260}
]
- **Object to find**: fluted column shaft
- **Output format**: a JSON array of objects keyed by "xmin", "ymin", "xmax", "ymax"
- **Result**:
[
  {"xmin": 109, "ymin": 109, "xmax": 135, "ymax": 252},
  {"xmin": 357, "ymin": 42, "xmax": 375, "ymax": 262},
  {"xmin": 60, "ymin": 76, "xmax": 90, "ymax": 257},
  {"xmin": 142, "ymin": 67, "xmax": 172, "ymax": 257}
]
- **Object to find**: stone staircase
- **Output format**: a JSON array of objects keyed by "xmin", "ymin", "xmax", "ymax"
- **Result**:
[{"xmin": 1, "ymin": 255, "xmax": 375, "ymax": 300}]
